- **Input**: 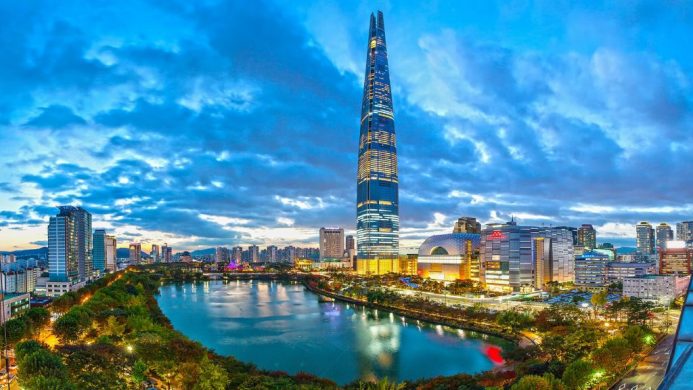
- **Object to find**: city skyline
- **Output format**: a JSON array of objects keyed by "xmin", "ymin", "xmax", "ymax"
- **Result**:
[{"xmin": 2, "ymin": 1, "xmax": 693, "ymax": 252}]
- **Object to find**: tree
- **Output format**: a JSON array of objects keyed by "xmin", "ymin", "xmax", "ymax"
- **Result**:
[
  {"xmin": 590, "ymin": 291, "xmax": 608, "ymax": 318},
  {"xmin": 496, "ymin": 310, "xmax": 533, "ymax": 332},
  {"xmin": 25, "ymin": 307, "xmax": 51, "ymax": 334},
  {"xmin": 1, "ymin": 318, "xmax": 28, "ymax": 346},
  {"xmin": 592, "ymin": 337, "xmax": 633, "ymax": 373},
  {"xmin": 193, "ymin": 357, "xmax": 229, "ymax": 390},
  {"xmin": 562, "ymin": 359, "xmax": 594, "ymax": 390},
  {"xmin": 511, "ymin": 374, "xmax": 564, "ymax": 390},
  {"xmin": 623, "ymin": 325, "xmax": 646, "ymax": 353},
  {"xmin": 132, "ymin": 359, "xmax": 148, "ymax": 384}
]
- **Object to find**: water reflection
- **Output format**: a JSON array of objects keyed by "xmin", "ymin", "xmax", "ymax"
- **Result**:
[{"xmin": 156, "ymin": 280, "xmax": 510, "ymax": 385}]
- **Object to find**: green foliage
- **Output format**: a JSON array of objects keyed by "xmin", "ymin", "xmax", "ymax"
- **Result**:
[
  {"xmin": 132, "ymin": 359, "xmax": 148, "ymax": 384},
  {"xmin": 592, "ymin": 337, "xmax": 633, "ymax": 373},
  {"xmin": 561, "ymin": 359, "xmax": 594, "ymax": 390},
  {"xmin": 511, "ymin": 374, "xmax": 564, "ymax": 390},
  {"xmin": 496, "ymin": 310, "xmax": 533, "ymax": 332},
  {"xmin": 16, "ymin": 340, "xmax": 73, "ymax": 389},
  {"xmin": 623, "ymin": 325, "xmax": 646, "ymax": 353},
  {"xmin": 193, "ymin": 357, "xmax": 230, "ymax": 390}
]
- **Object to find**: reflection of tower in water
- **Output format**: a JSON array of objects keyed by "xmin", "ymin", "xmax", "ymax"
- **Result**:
[{"xmin": 355, "ymin": 308, "xmax": 401, "ymax": 382}]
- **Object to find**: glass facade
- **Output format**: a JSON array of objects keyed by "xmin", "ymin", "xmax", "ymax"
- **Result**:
[
  {"xmin": 93, "ymin": 229, "xmax": 106, "ymax": 273},
  {"xmin": 48, "ymin": 206, "xmax": 92, "ymax": 282},
  {"xmin": 662, "ymin": 276, "xmax": 693, "ymax": 389},
  {"xmin": 356, "ymin": 11, "xmax": 399, "ymax": 274}
]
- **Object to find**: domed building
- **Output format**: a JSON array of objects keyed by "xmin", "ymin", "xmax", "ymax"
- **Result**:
[{"xmin": 417, "ymin": 233, "xmax": 480, "ymax": 281}]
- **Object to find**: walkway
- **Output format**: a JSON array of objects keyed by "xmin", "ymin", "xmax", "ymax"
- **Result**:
[{"xmin": 612, "ymin": 334, "xmax": 675, "ymax": 390}]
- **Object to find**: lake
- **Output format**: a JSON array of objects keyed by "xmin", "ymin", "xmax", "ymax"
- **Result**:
[{"xmin": 156, "ymin": 279, "xmax": 510, "ymax": 385}]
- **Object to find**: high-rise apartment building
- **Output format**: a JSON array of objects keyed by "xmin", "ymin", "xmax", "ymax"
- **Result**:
[
  {"xmin": 48, "ymin": 206, "xmax": 92, "ymax": 283},
  {"xmin": 319, "ymin": 227, "xmax": 345, "ymax": 260},
  {"xmin": 636, "ymin": 222, "xmax": 656, "ymax": 255},
  {"xmin": 452, "ymin": 217, "xmax": 481, "ymax": 234},
  {"xmin": 248, "ymin": 245, "xmax": 259, "ymax": 262},
  {"xmin": 356, "ymin": 11, "xmax": 399, "ymax": 275},
  {"xmin": 577, "ymin": 224, "xmax": 597, "ymax": 250},
  {"xmin": 129, "ymin": 243, "xmax": 142, "ymax": 264},
  {"xmin": 151, "ymin": 244, "xmax": 160, "ymax": 262},
  {"xmin": 105, "ymin": 235, "xmax": 117, "ymax": 271},
  {"xmin": 92, "ymin": 229, "xmax": 106, "ymax": 273},
  {"xmin": 657, "ymin": 223, "xmax": 674, "ymax": 251},
  {"xmin": 162, "ymin": 245, "xmax": 172, "ymax": 263},
  {"xmin": 267, "ymin": 245, "xmax": 278, "ymax": 262},
  {"xmin": 215, "ymin": 247, "xmax": 230, "ymax": 263},
  {"xmin": 676, "ymin": 221, "xmax": 693, "ymax": 242},
  {"xmin": 231, "ymin": 246, "xmax": 243, "ymax": 263}
]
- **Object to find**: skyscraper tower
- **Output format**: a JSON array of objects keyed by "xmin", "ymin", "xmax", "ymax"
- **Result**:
[
  {"xmin": 48, "ymin": 206, "xmax": 92, "ymax": 283},
  {"xmin": 356, "ymin": 11, "xmax": 399, "ymax": 275}
]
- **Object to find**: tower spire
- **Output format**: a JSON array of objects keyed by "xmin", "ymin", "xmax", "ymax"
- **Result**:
[{"xmin": 356, "ymin": 11, "xmax": 399, "ymax": 275}]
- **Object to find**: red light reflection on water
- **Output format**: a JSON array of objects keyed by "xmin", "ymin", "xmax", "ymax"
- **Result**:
[{"xmin": 485, "ymin": 346, "xmax": 504, "ymax": 364}]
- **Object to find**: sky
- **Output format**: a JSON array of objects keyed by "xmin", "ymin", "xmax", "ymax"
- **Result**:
[{"xmin": 1, "ymin": 0, "xmax": 692, "ymax": 252}]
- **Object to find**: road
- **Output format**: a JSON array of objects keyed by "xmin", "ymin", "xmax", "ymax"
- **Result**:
[{"xmin": 612, "ymin": 333, "xmax": 675, "ymax": 390}]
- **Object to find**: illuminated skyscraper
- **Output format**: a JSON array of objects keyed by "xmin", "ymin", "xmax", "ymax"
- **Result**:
[
  {"xmin": 577, "ymin": 224, "xmax": 597, "ymax": 250},
  {"xmin": 356, "ymin": 11, "xmax": 399, "ymax": 275},
  {"xmin": 657, "ymin": 223, "xmax": 674, "ymax": 251},
  {"xmin": 636, "ymin": 221, "xmax": 655, "ymax": 255}
]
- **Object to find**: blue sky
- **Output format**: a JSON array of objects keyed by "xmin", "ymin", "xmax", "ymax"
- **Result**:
[{"xmin": 1, "ymin": 0, "xmax": 692, "ymax": 251}]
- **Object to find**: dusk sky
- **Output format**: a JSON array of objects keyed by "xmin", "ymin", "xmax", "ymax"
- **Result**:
[{"xmin": 1, "ymin": 1, "xmax": 692, "ymax": 252}]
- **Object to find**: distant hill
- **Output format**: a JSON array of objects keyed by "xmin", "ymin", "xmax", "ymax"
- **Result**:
[
  {"xmin": 191, "ymin": 248, "xmax": 216, "ymax": 257},
  {"xmin": 616, "ymin": 247, "xmax": 638, "ymax": 255},
  {"xmin": 116, "ymin": 248, "xmax": 150, "ymax": 259},
  {"xmin": 0, "ymin": 247, "xmax": 48, "ymax": 258}
]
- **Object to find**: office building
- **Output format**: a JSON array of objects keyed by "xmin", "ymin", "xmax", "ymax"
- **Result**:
[
  {"xmin": 48, "ymin": 206, "xmax": 86, "ymax": 283},
  {"xmin": 356, "ymin": 11, "xmax": 399, "ymax": 275},
  {"xmin": 574, "ymin": 251, "xmax": 611, "ymax": 291},
  {"xmin": 452, "ymin": 217, "xmax": 481, "ymax": 234},
  {"xmin": 660, "ymin": 247, "xmax": 693, "ymax": 275},
  {"xmin": 676, "ymin": 221, "xmax": 693, "ymax": 242},
  {"xmin": 48, "ymin": 206, "xmax": 93, "ymax": 283},
  {"xmin": 129, "ymin": 243, "xmax": 142, "ymax": 264},
  {"xmin": 479, "ymin": 221, "xmax": 536, "ymax": 292},
  {"xmin": 92, "ymin": 229, "xmax": 106, "ymax": 274},
  {"xmin": 105, "ymin": 235, "xmax": 117, "ymax": 271},
  {"xmin": 535, "ymin": 227, "xmax": 575, "ymax": 284},
  {"xmin": 657, "ymin": 223, "xmax": 674, "ymax": 251},
  {"xmin": 636, "ymin": 222, "xmax": 655, "ymax": 255},
  {"xmin": 320, "ymin": 227, "xmax": 345, "ymax": 260},
  {"xmin": 417, "ymin": 233, "xmax": 480, "ymax": 281}
]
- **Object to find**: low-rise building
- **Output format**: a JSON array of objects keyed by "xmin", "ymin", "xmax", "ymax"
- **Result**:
[
  {"xmin": 1, "ymin": 293, "xmax": 30, "ymax": 324},
  {"xmin": 606, "ymin": 262, "xmax": 656, "ymax": 282},
  {"xmin": 418, "ymin": 233, "xmax": 480, "ymax": 282},
  {"xmin": 660, "ymin": 247, "xmax": 693, "ymax": 274},
  {"xmin": 45, "ymin": 280, "xmax": 86, "ymax": 298},
  {"xmin": 623, "ymin": 274, "xmax": 690, "ymax": 305}
]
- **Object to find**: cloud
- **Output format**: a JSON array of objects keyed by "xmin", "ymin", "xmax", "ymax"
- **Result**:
[{"xmin": 0, "ymin": 0, "xmax": 691, "ymax": 251}]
